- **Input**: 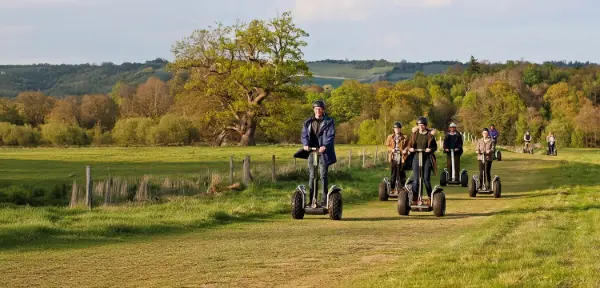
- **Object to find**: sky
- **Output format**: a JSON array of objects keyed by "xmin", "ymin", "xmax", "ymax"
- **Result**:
[{"xmin": 0, "ymin": 0, "xmax": 597, "ymax": 65}]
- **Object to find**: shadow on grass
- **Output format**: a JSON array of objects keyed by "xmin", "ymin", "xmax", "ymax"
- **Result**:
[{"xmin": 0, "ymin": 211, "xmax": 277, "ymax": 252}]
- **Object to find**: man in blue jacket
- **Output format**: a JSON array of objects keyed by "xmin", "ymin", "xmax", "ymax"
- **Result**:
[
  {"xmin": 489, "ymin": 124, "xmax": 499, "ymax": 146},
  {"xmin": 301, "ymin": 100, "xmax": 337, "ymax": 207}
]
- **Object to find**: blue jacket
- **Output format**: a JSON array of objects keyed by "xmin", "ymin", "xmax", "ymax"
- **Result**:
[
  {"xmin": 301, "ymin": 115, "xmax": 337, "ymax": 166},
  {"xmin": 490, "ymin": 129, "xmax": 499, "ymax": 142}
]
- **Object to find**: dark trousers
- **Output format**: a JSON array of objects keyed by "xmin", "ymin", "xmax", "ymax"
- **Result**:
[
  {"xmin": 478, "ymin": 161, "xmax": 492, "ymax": 188},
  {"xmin": 548, "ymin": 143, "xmax": 556, "ymax": 154},
  {"xmin": 446, "ymin": 153, "xmax": 461, "ymax": 181},
  {"xmin": 308, "ymin": 154, "xmax": 328, "ymax": 204},
  {"xmin": 390, "ymin": 162, "xmax": 406, "ymax": 190},
  {"xmin": 412, "ymin": 153, "xmax": 433, "ymax": 199}
]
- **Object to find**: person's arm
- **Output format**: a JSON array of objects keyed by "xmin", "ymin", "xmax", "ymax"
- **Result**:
[
  {"xmin": 386, "ymin": 135, "xmax": 394, "ymax": 152},
  {"xmin": 429, "ymin": 133, "xmax": 438, "ymax": 152},
  {"xmin": 456, "ymin": 133, "xmax": 463, "ymax": 150},
  {"xmin": 301, "ymin": 121, "xmax": 309, "ymax": 147}
]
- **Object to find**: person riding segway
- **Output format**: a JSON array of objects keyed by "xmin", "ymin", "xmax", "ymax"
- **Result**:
[
  {"xmin": 468, "ymin": 128, "xmax": 501, "ymax": 198},
  {"xmin": 379, "ymin": 121, "xmax": 408, "ymax": 201},
  {"xmin": 489, "ymin": 124, "xmax": 502, "ymax": 161},
  {"xmin": 440, "ymin": 123, "xmax": 468, "ymax": 187},
  {"xmin": 397, "ymin": 116, "xmax": 446, "ymax": 217},
  {"xmin": 523, "ymin": 131, "xmax": 533, "ymax": 154},
  {"xmin": 547, "ymin": 132, "xmax": 557, "ymax": 156},
  {"xmin": 292, "ymin": 100, "xmax": 342, "ymax": 220}
]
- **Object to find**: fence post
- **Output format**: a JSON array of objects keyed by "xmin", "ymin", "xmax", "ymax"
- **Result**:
[
  {"xmin": 70, "ymin": 180, "xmax": 78, "ymax": 208},
  {"xmin": 375, "ymin": 146, "xmax": 379, "ymax": 164},
  {"xmin": 243, "ymin": 155, "xmax": 252, "ymax": 183},
  {"xmin": 348, "ymin": 150, "xmax": 352, "ymax": 169},
  {"xmin": 229, "ymin": 155, "xmax": 234, "ymax": 184},
  {"xmin": 271, "ymin": 155, "xmax": 276, "ymax": 183},
  {"xmin": 362, "ymin": 148, "xmax": 366, "ymax": 168},
  {"xmin": 105, "ymin": 167, "xmax": 111, "ymax": 205},
  {"xmin": 85, "ymin": 165, "xmax": 92, "ymax": 210}
]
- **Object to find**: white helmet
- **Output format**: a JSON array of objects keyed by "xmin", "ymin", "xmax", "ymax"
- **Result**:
[{"xmin": 449, "ymin": 123, "xmax": 457, "ymax": 128}]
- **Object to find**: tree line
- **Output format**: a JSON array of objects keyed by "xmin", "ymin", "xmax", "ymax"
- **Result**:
[{"xmin": 0, "ymin": 12, "xmax": 598, "ymax": 148}]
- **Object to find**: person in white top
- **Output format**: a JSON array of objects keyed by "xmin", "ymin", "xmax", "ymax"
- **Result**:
[{"xmin": 546, "ymin": 132, "xmax": 557, "ymax": 155}]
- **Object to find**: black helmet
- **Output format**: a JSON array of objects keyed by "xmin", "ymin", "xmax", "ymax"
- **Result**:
[
  {"xmin": 393, "ymin": 121, "xmax": 402, "ymax": 128},
  {"xmin": 416, "ymin": 116, "xmax": 428, "ymax": 126},
  {"xmin": 312, "ymin": 100, "xmax": 325, "ymax": 109}
]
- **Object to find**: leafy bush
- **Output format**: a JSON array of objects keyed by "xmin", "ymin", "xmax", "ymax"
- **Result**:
[
  {"xmin": 151, "ymin": 115, "xmax": 198, "ymax": 145},
  {"xmin": 0, "ymin": 122, "xmax": 40, "ymax": 146},
  {"xmin": 41, "ymin": 123, "xmax": 86, "ymax": 146},
  {"xmin": 112, "ymin": 118, "xmax": 155, "ymax": 146}
]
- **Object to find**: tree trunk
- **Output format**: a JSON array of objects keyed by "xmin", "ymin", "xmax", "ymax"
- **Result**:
[
  {"xmin": 215, "ymin": 130, "xmax": 229, "ymax": 147},
  {"xmin": 239, "ymin": 111, "xmax": 257, "ymax": 146}
]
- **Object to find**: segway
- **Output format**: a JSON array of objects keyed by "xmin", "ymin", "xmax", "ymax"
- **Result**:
[
  {"xmin": 522, "ymin": 142, "xmax": 533, "ymax": 154},
  {"xmin": 379, "ymin": 149, "xmax": 403, "ymax": 201},
  {"xmin": 291, "ymin": 147, "xmax": 343, "ymax": 220},
  {"xmin": 397, "ymin": 149, "xmax": 446, "ymax": 217},
  {"xmin": 440, "ymin": 149, "xmax": 468, "ymax": 187},
  {"xmin": 468, "ymin": 153, "xmax": 501, "ymax": 198}
]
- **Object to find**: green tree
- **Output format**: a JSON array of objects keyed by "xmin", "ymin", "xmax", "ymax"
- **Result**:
[
  {"xmin": 466, "ymin": 55, "xmax": 481, "ymax": 77},
  {"xmin": 169, "ymin": 11, "xmax": 311, "ymax": 146},
  {"xmin": 327, "ymin": 80, "xmax": 373, "ymax": 123}
]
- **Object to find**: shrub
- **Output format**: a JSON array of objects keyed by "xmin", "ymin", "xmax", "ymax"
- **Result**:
[
  {"xmin": 41, "ymin": 123, "xmax": 86, "ymax": 146},
  {"xmin": 112, "ymin": 118, "xmax": 155, "ymax": 146}
]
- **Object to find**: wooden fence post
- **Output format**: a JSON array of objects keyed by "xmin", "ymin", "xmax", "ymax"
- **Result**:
[
  {"xmin": 271, "ymin": 155, "xmax": 276, "ymax": 183},
  {"xmin": 105, "ymin": 167, "xmax": 111, "ymax": 205},
  {"xmin": 375, "ymin": 146, "xmax": 379, "ymax": 164},
  {"xmin": 243, "ymin": 155, "xmax": 252, "ymax": 183},
  {"xmin": 70, "ymin": 180, "xmax": 78, "ymax": 208},
  {"xmin": 348, "ymin": 150, "xmax": 352, "ymax": 169},
  {"xmin": 229, "ymin": 155, "xmax": 234, "ymax": 184},
  {"xmin": 85, "ymin": 165, "xmax": 92, "ymax": 210},
  {"xmin": 362, "ymin": 148, "xmax": 366, "ymax": 168}
]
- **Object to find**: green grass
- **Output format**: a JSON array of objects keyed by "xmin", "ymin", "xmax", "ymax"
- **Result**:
[
  {"xmin": 307, "ymin": 62, "xmax": 395, "ymax": 79},
  {"xmin": 0, "ymin": 147, "xmax": 599, "ymax": 287}
]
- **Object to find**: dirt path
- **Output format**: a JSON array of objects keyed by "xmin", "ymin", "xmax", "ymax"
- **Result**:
[{"xmin": 0, "ymin": 150, "xmax": 550, "ymax": 287}]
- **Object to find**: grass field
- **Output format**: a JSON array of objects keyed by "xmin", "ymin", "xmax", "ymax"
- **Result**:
[
  {"xmin": 0, "ymin": 146, "xmax": 599, "ymax": 287},
  {"xmin": 307, "ymin": 62, "xmax": 395, "ymax": 79}
]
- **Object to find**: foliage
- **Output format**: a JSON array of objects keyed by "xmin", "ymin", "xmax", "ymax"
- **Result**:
[{"xmin": 40, "ymin": 122, "xmax": 86, "ymax": 146}]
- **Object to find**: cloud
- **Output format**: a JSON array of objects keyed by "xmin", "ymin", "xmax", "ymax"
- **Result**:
[
  {"xmin": 0, "ymin": 25, "xmax": 35, "ymax": 36},
  {"xmin": 294, "ymin": 0, "xmax": 454, "ymax": 22}
]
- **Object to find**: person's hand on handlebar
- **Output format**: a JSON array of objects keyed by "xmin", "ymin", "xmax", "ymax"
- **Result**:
[
  {"xmin": 486, "ymin": 150, "xmax": 491, "ymax": 154},
  {"xmin": 425, "ymin": 148, "xmax": 431, "ymax": 153},
  {"xmin": 445, "ymin": 149, "xmax": 449, "ymax": 152},
  {"xmin": 454, "ymin": 148, "xmax": 459, "ymax": 151},
  {"xmin": 409, "ymin": 148, "xmax": 415, "ymax": 152},
  {"xmin": 319, "ymin": 146, "xmax": 326, "ymax": 153},
  {"xmin": 303, "ymin": 146, "xmax": 309, "ymax": 151}
]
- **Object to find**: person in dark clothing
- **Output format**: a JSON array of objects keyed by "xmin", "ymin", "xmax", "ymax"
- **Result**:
[
  {"xmin": 489, "ymin": 124, "xmax": 499, "ymax": 147},
  {"xmin": 443, "ymin": 123, "xmax": 463, "ymax": 181},
  {"xmin": 523, "ymin": 131, "xmax": 532, "ymax": 152},
  {"xmin": 407, "ymin": 117, "xmax": 438, "ymax": 202},
  {"xmin": 385, "ymin": 122, "xmax": 408, "ymax": 190},
  {"xmin": 301, "ymin": 100, "xmax": 337, "ymax": 207}
]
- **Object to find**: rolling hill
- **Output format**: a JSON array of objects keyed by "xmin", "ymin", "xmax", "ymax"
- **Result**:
[{"xmin": 0, "ymin": 59, "xmax": 463, "ymax": 97}]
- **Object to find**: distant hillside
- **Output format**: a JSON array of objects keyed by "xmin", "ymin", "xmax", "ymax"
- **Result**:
[
  {"xmin": 0, "ymin": 58, "xmax": 593, "ymax": 97},
  {"xmin": 0, "ymin": 59, "xmax": 171, "ymax": 97}
]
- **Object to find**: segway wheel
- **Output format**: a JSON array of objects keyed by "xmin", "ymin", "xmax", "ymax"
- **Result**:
[
  {"xmin": 433, "ymin": 192, "xmax": 446, "ymax": 217},
  {"xmin": 461, "ymin": 171, "xmax": 468, "ymax": 187},
  {"xmin": 440, "ymin": 171, "xmax": 447, "ymax": 187},
  {"xmin": 378, "ymin": 181, "xmax": 388, "ymax": 201},
  {"xmin": 468, "ymin": 178, "xmax": 477, "ymax": 198},
  {"xmin": 328, "ymin": 192, "xmax": 342, "ymax": 220},
  {"xmin": 397, "ymin": 190, "xmax": 410, "ymax": 216},
  {"xmin": 497, "ymin": 151, "xmax": 502, "ymax": 161},
  {"xmin": 291, "ymin": 190, "xmax": 305, "ymax": 219},
  {"xmin": 493, "ymin": 180, "xmax": 502, "ymax": 198},
  {"xmin": 554, "ymin": 149, "xmax": 558, "ymax": 156}
]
